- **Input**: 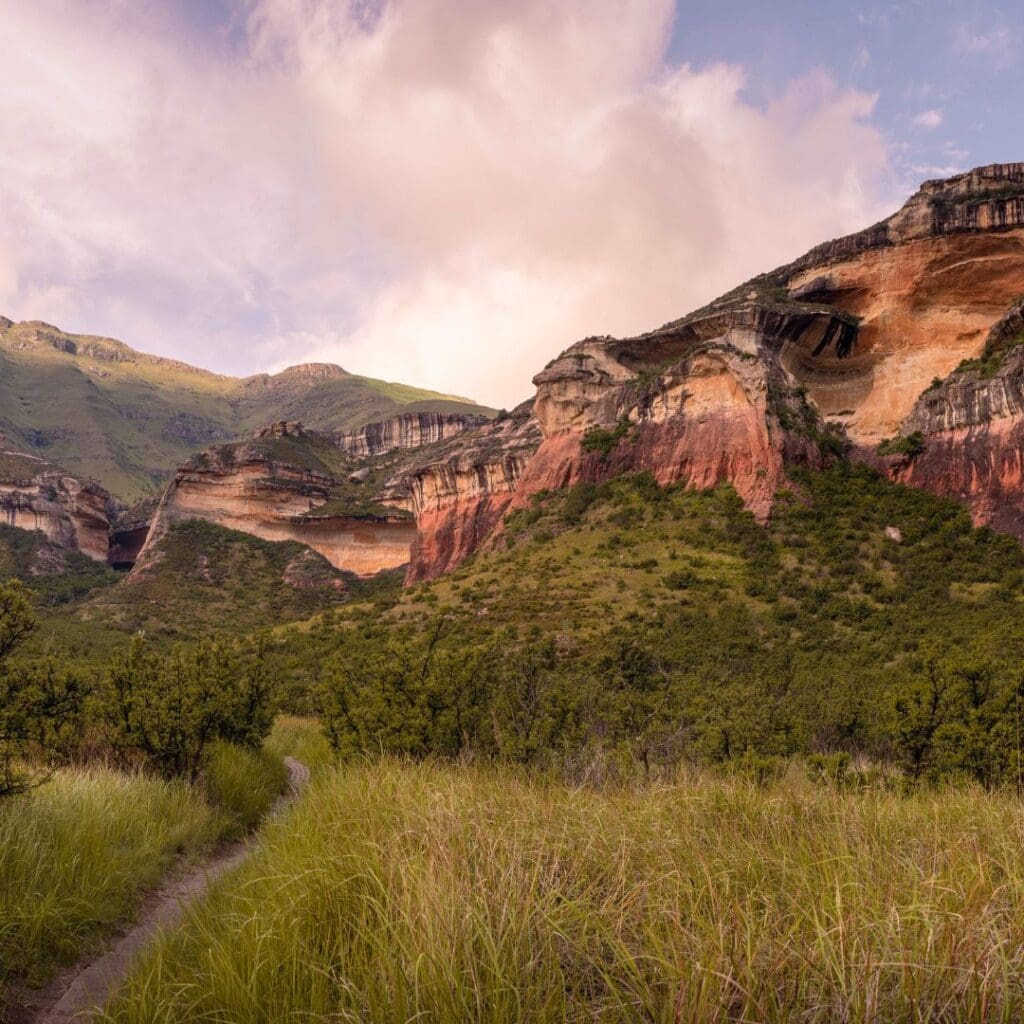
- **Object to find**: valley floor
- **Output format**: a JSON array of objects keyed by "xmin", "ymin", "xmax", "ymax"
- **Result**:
[{"xmin": 93, "ymin": 759, "xmax": 1024, "ymax": 1024}]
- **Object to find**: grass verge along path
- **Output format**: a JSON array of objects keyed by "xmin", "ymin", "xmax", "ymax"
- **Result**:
[
  {"xmin": 100, "ymin": 759, "xmax": 1024, "ymax": 1024},
  {"xmin": 21, "ymin": 758, "xmax": 308, "ymax": 1024}
]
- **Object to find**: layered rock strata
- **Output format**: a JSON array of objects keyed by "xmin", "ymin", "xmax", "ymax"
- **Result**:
[
  {"xmin": 404, "ymin": 163, "xmax": 1024, "ymax": 576},
  {"xmin": 401, "ymin": 403, "xmax": 543, "ymax": 582},
  {"xmin": 133, "ymin": 426, "xmax": 417, "ymax": 578},
  {"xmin": 0, "ymin": 443, "xmax": 110, "ymax": 561},
  {"xmin": 335, "ymin": 412, "xmax": 487, "ymax": 457},
  {"xmin": 890, "ymin": 298, "xmax": 1024, "ymax": 535}
]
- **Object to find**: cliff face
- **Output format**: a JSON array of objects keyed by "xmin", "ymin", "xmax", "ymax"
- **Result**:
[
  {"xmin": 0, "ymin": 442, "xmax": 110, "ymax": 561},
  {"xmin": 335, "ymin": 412, "xmax": 486, "ymax": 457},
  {"xmin": 404, "ymin": 163, "xmax": 1024, "ymax": 576},
  {"xmin": 133, "ymin": 424, "xmax": 418, "ymax": 578},
  {"xmin": 402, "ymin": 403, "xmax": 543, "ymax": 582},
  {"xmin": 889, "ymin": 299, "xmax": 1024, "ymax": 535}
]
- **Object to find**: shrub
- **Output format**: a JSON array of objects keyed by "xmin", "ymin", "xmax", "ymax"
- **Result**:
[
  {"xmin": 0, "ymin": 581, "xmax": 89, "ymax": 798},
  {"xmin": 876, "ymin": 431, "xmax": 926, "ymax": 459},
  {"xmin": 102, "ymin": 636, "xmax": 279, "ymax": 782},
  {"xmin": 580, "ymin": 417, "xmax": 632, "ymax": 459}
]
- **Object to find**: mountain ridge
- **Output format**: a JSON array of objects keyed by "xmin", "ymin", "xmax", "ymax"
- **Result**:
[{"xmin": 0, "ymin": 317, "xmax": 495, "ymax": 500}]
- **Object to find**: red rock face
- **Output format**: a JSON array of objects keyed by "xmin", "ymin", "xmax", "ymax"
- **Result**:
[
  {"xmin": 404, "ymin": 163, "xmax": 1024, "ymax": 579},
  {"xmin": 887, "ymin": 300, "xmax": 1024, "ymax": 538},
  {"xmin": 406, "ymin": 329, "xmax": 826, "ymax": 580},
  {"xmin": 408, "ymin": 495, "xmax": 518, "ymax": 583},
  {"xmin": 893, "ymin": 419, "xmax": 1024, "ymax": 537},
  {"xmin": 403, "ymin": 405, "xmax": 542, "ymax": 582}
]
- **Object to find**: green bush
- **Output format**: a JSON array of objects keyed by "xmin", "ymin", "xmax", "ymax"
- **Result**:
[
  {"xmin": 102, "ymin": 636, "xmax": 279, "ymax": 781},
  {"xmin": 580, "ymin": 417, "xmax": 632, "ymax": 459},
  {"xmin": 876, "ymin": 431, "xmax": 926, "ymax": 459},
  {"xmin": 0, "ymin": 580, "xmax": 89, "ymax": 797}
]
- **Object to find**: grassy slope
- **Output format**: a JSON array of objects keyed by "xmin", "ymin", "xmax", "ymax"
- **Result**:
[
  {"xmin": 276, "ymin": 464, "xmax": 1024, "ymax": 769},
  {"xmin": 83, "ymin": 521, "xmax": 363, "ymax": 641},
  {"xmin": 0, "ymin": 524, "xmax": 119, "ymax": 610},
  {"xmin": 0, "ymin": 741, "xmax": 285, "ymax": 1005},
  {"xmin": 0, "ymin": 322, "xmax": 494, "ymax": 500},
  {"xmin": 99, "ymin": 759, "xmax": 1024, "ymax": 1024},
  {"xmin": 343, "ymin": 463, "xmax": 1024, "ymax": 667},
  {"xmin": 3, "ymin": 516, "xmax": 404, "ymax": 666}
]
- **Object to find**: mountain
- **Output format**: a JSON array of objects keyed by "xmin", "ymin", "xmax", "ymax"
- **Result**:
[
  {"xmin": 4, "ymin": 162, "xmax": 1024, "ymax": 625},
  {"xmin": 0, "ymin": 318, "xmax": 495, "ymax": 501},
  {"xmin": 399, "ymin": 162, "xmax": 1024, "ymax": 579}
]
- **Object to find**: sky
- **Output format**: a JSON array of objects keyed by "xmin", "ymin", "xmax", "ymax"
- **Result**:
[{"xmin": 0, "ymin": 0, "xmax": 1019, "ymax": 408}]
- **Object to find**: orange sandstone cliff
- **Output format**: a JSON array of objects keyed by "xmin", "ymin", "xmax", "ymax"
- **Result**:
[{"xmin": 405, "ymin": 163, "xmax": 1024, "ymax": 580}]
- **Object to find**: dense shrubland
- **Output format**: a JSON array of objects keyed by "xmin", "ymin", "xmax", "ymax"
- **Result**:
[
  {"xmin": 0, "ymin": 577, "xmax": 281, "ymax": 797},
  {"xmin": 303, "ymin": 466, "xmax": 1024, "ymax": 787}
]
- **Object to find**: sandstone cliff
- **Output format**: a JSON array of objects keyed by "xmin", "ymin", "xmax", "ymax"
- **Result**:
[
  {"xmin": 132, "ymin": 423, "xmax": 418, "ymax": 579},
  {"xmin": 889, "ymin": 298, "xmax": 1024, "ymax": 535},
  {"xmin": 404, "ymin": 163, "xmax": 1024, "ymax": 577},
  {"xmin": 0, "ymin": 440, "xmax": 110, "ymax": 561},
  {"xmin": 401, "ymin": 402, "xmax": 543, "ymax": 582},
  {"xmin": 335, "ymin": 412, "xmax": 487, "ymax": 457}
]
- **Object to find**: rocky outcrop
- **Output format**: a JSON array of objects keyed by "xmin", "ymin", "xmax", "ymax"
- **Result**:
[
  {"xmin": 402, "ymin": 403, "xmax": 542, "ymax": 582},
  {"xmin": 0, "ymin": 444, "xmax": 110, "ymax": 561},
  {"xmin": 886, "ymin": 299, "xmax": 1024, "ymax": 535},
  {"xmin": 133, "ymin": 430, "xmax": 417, "ymax": 578},
  {"xmin": 335, "ymin": 412, "xmax": 487, "ymax": 457},
  {"xmin": 403, "ymin": 163, "xmax": 1024, "ymax": 575}
]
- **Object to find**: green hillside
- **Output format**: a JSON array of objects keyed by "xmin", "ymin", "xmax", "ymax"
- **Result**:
[
  {"xmin": 0, "ymin": 319, "xmax": 494, "ymax": 500},
  {"xmin": 81, "ymin": 520, "xmax": 403, "ymax": 643},
  {"xmin": 287, "ymin": 465, "xmax": 1024, "ymax": 784}
]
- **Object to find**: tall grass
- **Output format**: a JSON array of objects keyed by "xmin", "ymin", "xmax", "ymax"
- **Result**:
[
  {"xmin": 203, "ymin": 742, "xmax": 288, "ymax": 838},
  {"xmin": 101, "ymin": 760, "xmax": 1024, "ymax": 1024},
  {"xmin": 0, "ymin": 741, "xmax": 288, "ymax": 1006},
  {"xmin": 263, "ymin": 715, "xmax": 334, "ymax": 772},
  {"xmin": 0, "ymin": 768, "xmax": 219, "ymax": 994}
]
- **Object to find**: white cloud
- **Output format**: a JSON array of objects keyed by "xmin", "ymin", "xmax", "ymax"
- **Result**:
[
  {"xmin": 913, "ymin": 109, "xmax": 944, "ymax": 129},
  {"xmin": 0, "ymin": 0, "xmax": 895, "ymax": 408}
]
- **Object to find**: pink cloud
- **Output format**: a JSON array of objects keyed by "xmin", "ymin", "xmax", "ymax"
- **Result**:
[{"xmin": 0, "ymin": 0, "xmax": 896, "ymax": 407}]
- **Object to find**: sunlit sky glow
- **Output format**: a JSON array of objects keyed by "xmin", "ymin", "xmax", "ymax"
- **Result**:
[{"xmin": 1, "ymin": 0, "xmax": 1018, "ymax": 406}]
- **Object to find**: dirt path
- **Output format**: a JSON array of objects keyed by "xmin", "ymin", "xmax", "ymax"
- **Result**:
[{"xmin": 13, "ymin": 756, "xmax": 310, "ymax": 1024}]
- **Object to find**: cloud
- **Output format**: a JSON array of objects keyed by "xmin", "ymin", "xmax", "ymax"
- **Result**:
[
  {"xmin": 913, "ymin": 109, "xmax": 944, "ymax": 129},
  {"xmin": 0, "ymin": 0, "xmax": 895, "ymax": 407},
  {"xmin": 952, "ymin": 24, "xmax": 1015, "ymax": 66}
]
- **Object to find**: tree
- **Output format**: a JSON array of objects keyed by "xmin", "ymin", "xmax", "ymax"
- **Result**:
[
  {"xmin": 318, "ymin": 616, "xmax": 492, "ymax": 759},
  {"xmin": 0, "ymin": 580, "xmax": 89, "ymax": 797},
  {"xmin": 103, "ymin": 635, "xmax": 277, "ymax": 781}
]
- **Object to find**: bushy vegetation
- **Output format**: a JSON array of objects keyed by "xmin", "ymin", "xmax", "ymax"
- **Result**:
[
  {"xmin": 0, "ymin": 570, "xmax": 284, "ymax": 803},
  {"xmin": 100, "ymin": 759, "xmax": 1024, "ymax": 1024},
  {"xmin": 876, "ymin": 430, "xmax": 926, "ymax": 458},
  {"xmin": 579, "ymin": 417, "xmax": 632, "ymax": 459},
  {"xmin": 84, "ymin": 520, "xmax": 360, "ymax": 641},
  {"xmin": 0, "ymin": 581, "xmax": 90, "ymax": 796},
  {"xmin": 0, "ymin": 524, "xmax": 119, "ymax": 607},
  {"xmin": 298, "ymin": 466, "xmax": 1024, "ymax": 785},
  {"xmin": 103, "ymin": 636, "xmax": 279, "ymax": 781}
]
